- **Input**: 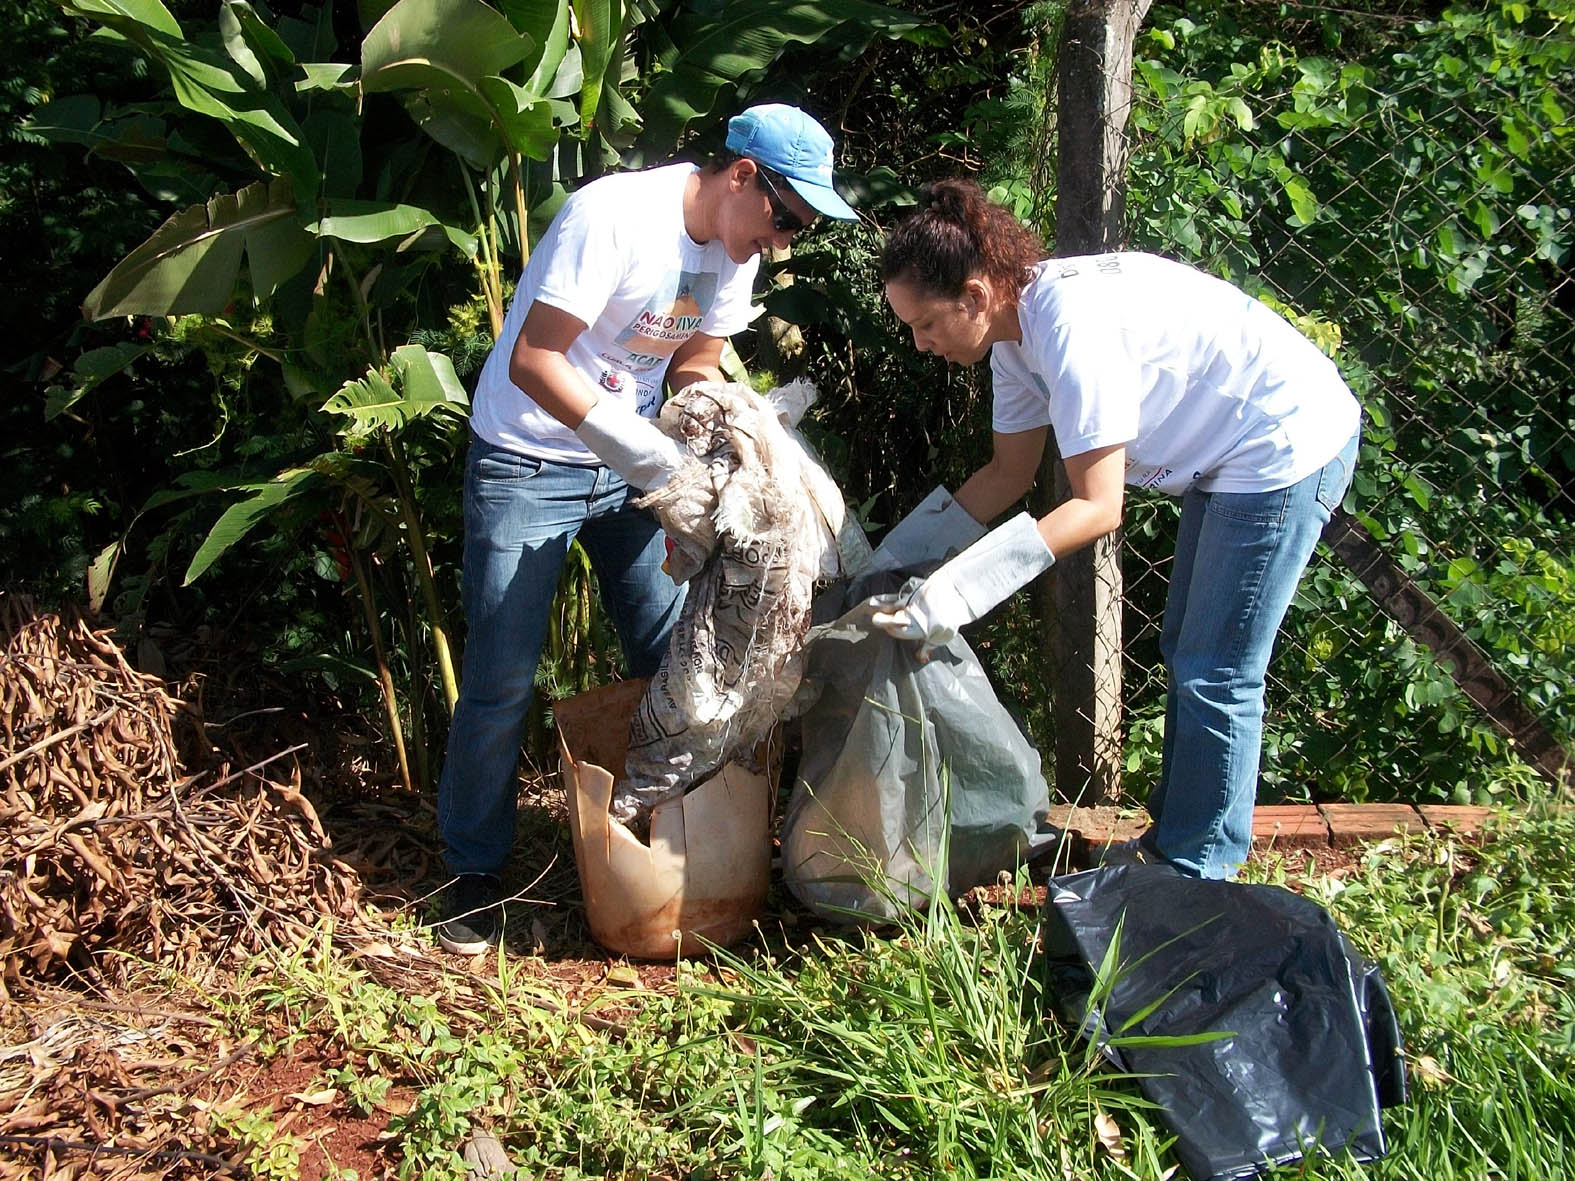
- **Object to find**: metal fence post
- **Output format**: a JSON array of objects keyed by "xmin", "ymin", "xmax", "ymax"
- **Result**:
[{"xmin": 1039, "ymin": 0, "xmax": 1151, "ymax": 804}]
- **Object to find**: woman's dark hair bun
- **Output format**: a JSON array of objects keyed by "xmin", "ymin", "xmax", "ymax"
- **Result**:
[
  {"xmin": 917, "ymin": 179, "xmax": 971, "ymax": 221},
  {"xmin": 883, "ymin": 177, "xmax": 1045, "ymax": 298}
]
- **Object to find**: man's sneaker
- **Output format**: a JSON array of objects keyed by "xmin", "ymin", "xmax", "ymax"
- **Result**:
[{"xmin": 437, "ymin": 874, "xmax": 503, "ymax": 955}]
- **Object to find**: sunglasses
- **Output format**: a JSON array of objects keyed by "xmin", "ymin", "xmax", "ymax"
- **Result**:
[{"xmin": 755, "ymin": 166, "xmax": 815, "ymax": 234}]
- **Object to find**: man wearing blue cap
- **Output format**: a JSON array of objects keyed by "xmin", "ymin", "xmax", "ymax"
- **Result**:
[{"xmin": 435, "ymin": 104, "xmax": 857, "ymax": 954}]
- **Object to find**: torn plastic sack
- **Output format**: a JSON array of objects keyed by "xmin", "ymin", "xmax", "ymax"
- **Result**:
[
  {"xmin": 613, "ymin": 380, "xmax": 862, "ymax": 825},
  {"xmin": 557, "ymin": 679, "xmax": 774, "ymax": 959},
  {"xmin": 780, "ymin": 573, "xmax": 1053, "ymax": 922},
  {"xmin": 1040, "ymin": 864, "xmax": 1408, "ymax": 1180}
]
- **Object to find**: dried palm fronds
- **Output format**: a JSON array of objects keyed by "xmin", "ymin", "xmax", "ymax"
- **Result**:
[{"xmin": 0, "ymin": 596, "xmax": 361, "ymax": 1000}]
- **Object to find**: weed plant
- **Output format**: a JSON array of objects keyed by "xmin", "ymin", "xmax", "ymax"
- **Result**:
[
  {"xmin": 1263, "ymin": 800, "xmax": 1575, "ymax": 1180},
  {"xmin": 222, "ymin": 802, "xmax": 1574, "ymax": 1179}
]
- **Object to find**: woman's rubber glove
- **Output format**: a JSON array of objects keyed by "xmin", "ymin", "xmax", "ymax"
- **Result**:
[
  {"xmin": 573, "ymin": 396, "xmax": 687, "ymax": 491},
  {"xmin": 868, "ymin": 513, "xmax": 1055, "ymax": 656}
]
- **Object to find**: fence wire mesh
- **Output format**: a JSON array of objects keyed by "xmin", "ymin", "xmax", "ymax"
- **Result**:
[{"xmin": 1097, "ymin": 3, "xmax": 1574, "ymax": 805}]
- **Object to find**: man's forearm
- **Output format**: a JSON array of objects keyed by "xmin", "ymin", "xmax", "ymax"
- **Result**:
[
  {"xmin": 507, "ymin": 300, "xmax": 602, "ymax": 429},
  {"xmin": 666, "ymin": 331, "xmax": 730, "ymax": 396},
  {"xmin": 510, "ymin": 347, "xmax": 601, "ymax": 429}
]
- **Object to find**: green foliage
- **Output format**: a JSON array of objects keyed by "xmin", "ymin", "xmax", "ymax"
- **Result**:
[
  {"xmin": 1277, "ymin": 805, "xmax": 1575, "ymax": 1176},
  {"xmin": 182, "ymin": 465, "xmax": 323, "ymax": 585},
  {"xmin": 0, "ymin": 0, "xmax": 175, "ymax": 599},
  {"xmin": 943, "ymin": 0, "xmax": 1575, "ymax": 802},
  {"xmin": 221, "ymin": 807, "xmax": 1575, "ymax": 1179},
  {"xmin": 208, "ymin": 1104, "xmax": 304, "ymax": 1180},
  {"xmin": 13, "ymin": 0, "xmax": 931, "ymax": 783},
  {"xmin": 14, "ymin": 0, "xmax": 1571, "ymax": 808},
  {"xmin": 630, "ymin": 0, "xmax": 929, "ymax": 151},
  {"xmin": 322, "ymin": 345, "xmax": 471, "ymax": 438},
  {"xmin": 359, "ymin": 0, "xmax": 557, "ymax": 174}
]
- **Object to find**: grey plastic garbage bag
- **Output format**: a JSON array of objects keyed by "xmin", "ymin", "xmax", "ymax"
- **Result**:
[
  {"xmin": 1040, "ymin": 864, "xmax": 1407, "ymax": 1180},
  {"xmin": 781, "ymin": 578, "xmax": 1051, "ymax": 921}
]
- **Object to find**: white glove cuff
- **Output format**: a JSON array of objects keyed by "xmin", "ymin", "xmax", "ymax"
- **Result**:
[
  {"xmin": 939, "ymin": 512, "xmax": 1056, "ymax": 620},
  {"xmin": 573, "ymin": 397, "xmax": 684, "ymax": 491},
  {"xmin": 869, "ymin": 485, "xmax": 987, "ymax": 573}
]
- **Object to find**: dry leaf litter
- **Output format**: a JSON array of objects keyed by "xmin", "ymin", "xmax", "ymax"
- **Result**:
[{"xmin": 0, "ymin": 595, "xmax": 369, "ymax": 1177}]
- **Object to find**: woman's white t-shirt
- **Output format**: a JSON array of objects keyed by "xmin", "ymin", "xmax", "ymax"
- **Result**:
[
  {"xmin": 990, "ymin": 253, "xmax": 1359, "ymax": 495},
  {"xmin": 471, "ymin": 163, "xmax": 760, "ymax": 463}
]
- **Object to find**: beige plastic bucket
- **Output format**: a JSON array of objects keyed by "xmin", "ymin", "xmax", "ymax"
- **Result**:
[{"xmin": 556, "ymin": 679, "xmax": 774, "ymax": 959}]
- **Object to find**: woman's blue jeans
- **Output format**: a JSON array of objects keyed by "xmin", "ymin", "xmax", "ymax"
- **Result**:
[
  {"xmin": 1147, "ymin": 433, "xmax": 1359, "ymax": 879},
  {"xmin": 437, "ymin": 435, "xmax": 684, "ymax": 879}
]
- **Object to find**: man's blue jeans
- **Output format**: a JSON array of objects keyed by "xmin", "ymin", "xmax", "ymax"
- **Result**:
[
  {"xmin": 1147, "ymin": 433, "xmax": 1359, "ymax": 879},
  {"xmin": 437, "ymin": 435, "xmax": 684, "ymax": 878}
]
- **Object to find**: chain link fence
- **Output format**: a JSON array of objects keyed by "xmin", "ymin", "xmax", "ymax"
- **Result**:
[{"xmin": 1095, "ymin": 3, "xmax": 1574, "ymax": 805}]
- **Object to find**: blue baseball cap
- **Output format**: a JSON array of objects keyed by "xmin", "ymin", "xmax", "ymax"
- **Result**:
[{"xmin": 726, "ymin": 104, "xmax": 858, "ymax": 221}]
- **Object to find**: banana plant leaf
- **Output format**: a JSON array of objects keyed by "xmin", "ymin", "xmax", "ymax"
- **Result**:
[
  {"xmin": 322, "ymin": 345, "xmax": 470, "ymax": 435},
  {"xmin": 303, "ymin": 106, "xmax": 365, "ymax": 199},
  {"xmin": 83, "ymin": 178, "xmax": 314, "ymax": 318},
  {"xmin": 220, "ymin": 0, "xmax": 297, "ymax": 87},
  {"xmin": 361, "ymin": 0, "xmax": 564, "ymax": 168},
  {"xmin": 65, "ymin": 0, "xmax": 181, "ymax": 37},
  {"xmin": 176, "ymin": 445, "xmax": 416, "ymax": 585},
  {"xmin": 275, "ymin": 2, "xmax": 338, "ymax": 60},
  {"xmin": 23, "ymin": 95, "xmax": 108, "ymax": 151},
  {"xmin": 297, "ymin": 62, "xmax": 358, "ymax": 92},
  {"xmin": 361, "ymin": 0, "xmax": 536, "ymax": 88},
  {"xmin": 548, "ymin": 42, "xmax": 584, "ymax": 100},
  {"xmin": 59, "ymin": 0, "xmax": 319, "ymax": 190},
  {"xmin": 28, "ymin": 96, "xmax": 228, "ymax": 205},
  {"xmin": 479, "ymin": 77, "xmax": 560, "ymax": 160},
  {"xmin": 183, "ymin": 465, "xmax": 323, "ymax": 584},
  {"xmin": 498, "ymin": 0, "xmax": 573, "ymax": 97},
  {"xmin": 572, "ymin": 0, "xmax": 622, "ymax": 134},
  {"xmin": 635, "ymin": 0, "xmax": 927, "ymax": 150},
  {"xmin": 311, "ymin": 202, "xmax": 479, "ymax": 255},
  {"xmin": 44, "ymin": 343, "xmax": 156, "ymax": 421},
  {"xmin": 589, "ymin": 0, "xmax": 641, "ymax": 147}
]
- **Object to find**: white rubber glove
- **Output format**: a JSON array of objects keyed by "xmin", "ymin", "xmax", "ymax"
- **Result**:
[
  {"xmin": 573, "ymin": 396, "xmax": 687, "ymax": 491},
  {"xmin": 868, "ymin": 485, "xmax": 987, "ymax": 573},
  {"xmin": 868, "ymin": 513, "xmax": 1055, "ymax": 653}
]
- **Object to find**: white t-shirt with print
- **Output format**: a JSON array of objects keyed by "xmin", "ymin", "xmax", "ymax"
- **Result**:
[
  {"xmin": 471, "ymin": 163, "xmax": 760, "ymax": 463},
  {"xmin": 990, "ymin": 253, "xmax": 1359, "ymax": 495}
]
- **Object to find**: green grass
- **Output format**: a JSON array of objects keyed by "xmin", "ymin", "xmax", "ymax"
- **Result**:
[
  {"xmin": 221, "ymin": 801, "xmax": 1575, "ymax": 1180},
  {"xmin": 1272, "ymin": 800, "xmax": 1575, "ymax": 1180}
]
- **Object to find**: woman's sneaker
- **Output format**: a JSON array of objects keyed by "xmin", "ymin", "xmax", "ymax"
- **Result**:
[{"xmin": 437, "ymin": 874, "xmax": 504, "ymax": 955}]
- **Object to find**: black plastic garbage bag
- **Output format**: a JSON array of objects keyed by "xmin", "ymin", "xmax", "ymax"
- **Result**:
[
  {"xmin": 1041, "ymin": 864, "xmax": 1407, "ymax": 1180},
  {"xmin": 781, "ymin": 575, "xmax": 1054, "ymax": 921}
]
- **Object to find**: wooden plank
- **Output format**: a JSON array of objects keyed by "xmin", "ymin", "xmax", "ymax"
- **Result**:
[
  {"xmin": 1251, "ymin": 805, "xmax": 1330, "ymax": 849},
  {"xmin": 1320, "ymin": 803, "xmax": 1424, "ymax": 848}
]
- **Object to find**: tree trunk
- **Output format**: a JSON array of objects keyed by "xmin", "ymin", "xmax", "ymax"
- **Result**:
[
  {"xmin": 755, "ymin": 245, "xmax": 807, "ymax": 382},
  {"xmin": 1038, "ymin": 0, "xmax": 1151, "ymax": 804}
]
